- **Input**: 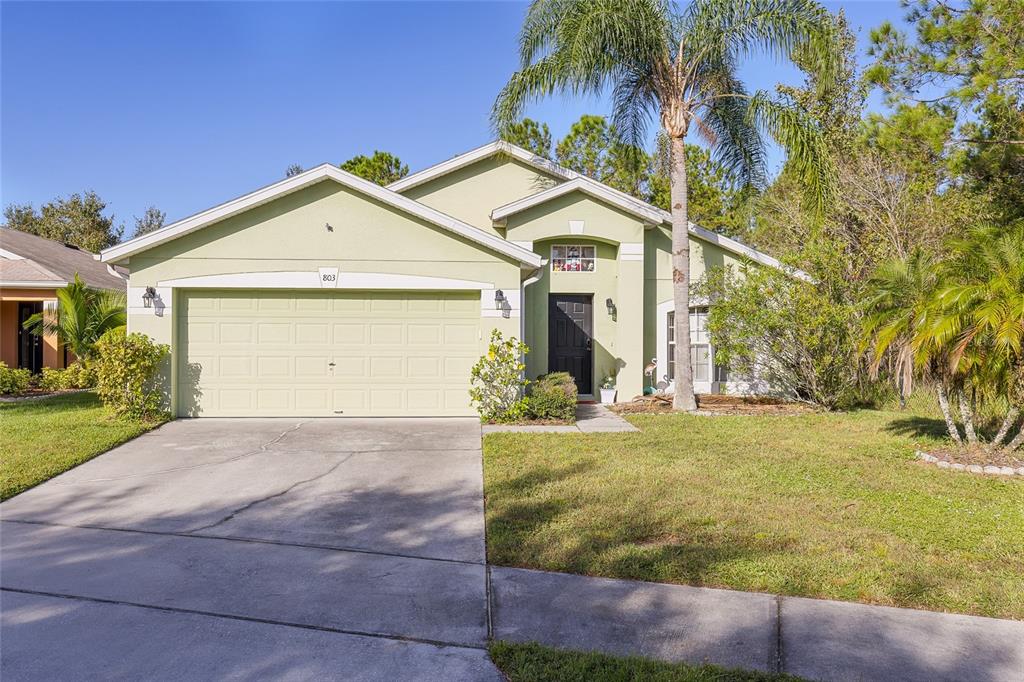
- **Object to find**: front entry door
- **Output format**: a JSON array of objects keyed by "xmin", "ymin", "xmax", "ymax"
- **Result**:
[
  {"xmin": 549, "ymin": 294, "xmax": 593, "ymax": 395},
  {"xmin": 18, "ymin": 302, "xmax": 43, "ymax": 373}
]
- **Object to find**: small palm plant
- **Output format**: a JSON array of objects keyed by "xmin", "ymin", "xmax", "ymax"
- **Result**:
[
  {"xmin": 863, "ymin": 227, "xmax": 1024, "ymax": 453},
  {"xmin": 22, "ymin": 274, "xmax": 126, "ymax": 364},
  {"xmin": 493, "ymin": 0, "xmax": 841, "ymax": 410}
]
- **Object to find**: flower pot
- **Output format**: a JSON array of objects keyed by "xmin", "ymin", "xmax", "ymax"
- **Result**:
[{"xmin": 600, "ymin": 387, "xmax": 617, "ymax": 404}]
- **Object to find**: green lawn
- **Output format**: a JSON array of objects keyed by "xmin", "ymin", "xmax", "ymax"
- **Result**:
[
  {"xmin": 1, "ymin": 392, "xmax": 165, "ymax": 500},
  {"xmin": 489, "ymin": 642, "xmax": 802, "ymax": 682},
  {"xmin": 483, "ymin": 409, "xmax": 1024, "ymax": 620}
]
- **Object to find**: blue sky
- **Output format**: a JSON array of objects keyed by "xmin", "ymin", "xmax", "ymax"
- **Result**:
[{"xmin": 1, "ymin": 1, "xmax": 906, "ymax": 237}]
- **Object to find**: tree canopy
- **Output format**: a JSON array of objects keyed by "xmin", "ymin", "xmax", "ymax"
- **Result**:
[
  {"xmin": 3, "ymin": 191, "xmax": 123, "ymax": 252},
  {"xmin": 133, "ymin": 206, "xmax": 166, "ymax": 237},
  {"xmin": 340, "ymin": 151, "xmax": 409, "ymax": 186}
]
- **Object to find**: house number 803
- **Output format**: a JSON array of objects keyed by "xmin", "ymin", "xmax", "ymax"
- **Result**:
[{"xmin": 322, "ymin": 273, "xmax": 336, "ymax": 282}]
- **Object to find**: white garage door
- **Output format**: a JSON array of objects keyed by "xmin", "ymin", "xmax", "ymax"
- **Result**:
[{"xmin": 177, "ymin": 290, "xmax": 481, "ymax": 417}]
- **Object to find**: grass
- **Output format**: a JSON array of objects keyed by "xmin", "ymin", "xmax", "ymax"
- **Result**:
[
  {"xmin": 1, "ymin": 391, "xmax": 165, "ymax": 500},
  {"xmin": 483, "ymin": 407, "xmax": 1024, "ymax": 620},
  {"xmin": 489, "ymin": 641, "xmax": 802, "ymax": 681}
]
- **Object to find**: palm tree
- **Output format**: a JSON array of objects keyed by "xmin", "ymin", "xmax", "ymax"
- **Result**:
[
  {"xmin": 932, "ymin": 226, "xmax": 1024, "ymax": 452},
  {"xmin": 863, "ymin": 226, "xmax": 1024, "ymax": 452},
  {"xmin": 22, "ymin": 274, "xmax": 126, "ymax": 363},
  {"xmin": 493, "ymin": 0, "xmax": 840, "ymax": 410},
  {"xmin": 861, "ymin": 249, "xmax": 939, "ymax": 410}
]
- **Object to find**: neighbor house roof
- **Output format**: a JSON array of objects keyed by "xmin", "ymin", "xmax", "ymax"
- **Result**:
[
  {"xmin": 100, "ymin": 164, "xmax": 543, "ymax": 268},
  {"xmin": 0, "ymin": 228, "xmax": 126, "ymax": 290}
]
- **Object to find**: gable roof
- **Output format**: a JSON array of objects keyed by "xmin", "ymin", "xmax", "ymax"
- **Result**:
[
  {"xmin": 1, "ymin": 228, "xmax": 126, "ymax": 290},
  {"xmin": 491, "ymin": 176, "xmax": 666, "ymax": 226},
  {"xmin": 388, "ymin": 141, "xmax": 575, "ymax": 193},
  {"xmin": 100, "ymin": 164, "xmax": 543, "ymax": 267},
  {"xmin": 489, "ymin": 171, "xmax": 806, "ymax": 279},
  {"xmin": 390, "ymin": 141, "xmax": 803, "ymax": 278}
]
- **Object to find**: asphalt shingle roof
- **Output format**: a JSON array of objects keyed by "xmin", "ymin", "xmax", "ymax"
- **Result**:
[{"xmin": 0, "ymin": 228, "xmax": 126, "ymax": 291}]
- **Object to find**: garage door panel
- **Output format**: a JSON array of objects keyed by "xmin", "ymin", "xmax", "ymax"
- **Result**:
[{"xmin": 178, "ymin": 290, "xmax": 479, "ymax": 417}]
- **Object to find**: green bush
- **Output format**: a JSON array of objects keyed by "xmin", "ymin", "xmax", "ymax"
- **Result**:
[
  {"xmin": 529, "ymin": 372, "xmax": 578, "ymax": 421},
  {"xmin": 470, "ymin": 329, "xmax": 530, "ymax": 423},
  {"xmin": 37, "ymin": 367, "xmax": 65, "ymax": 392},
  {"xmin": 0, "ymin": 362, "xmax": 32, "ymax": 395},
  {"xmin": 63, "ymin": 362, "xmax": 96, "ymax": 389},
  {"xmin": 38, "ymin": 362, "xmax": 98, "ymax": 392},
  {"xmin": 93, "ymin": 328, "xmax": 170, "ymax": 419}
]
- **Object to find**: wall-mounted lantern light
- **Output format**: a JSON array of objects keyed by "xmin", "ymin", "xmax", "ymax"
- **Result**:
[
  {"xmin": 606, "ymin": 298, "xmax": 615, "ymax": 315},
  {"xmin": 142, "ymin": 286, "xmax": 157, "ymax": 308},
  {"xmin": 495, "ymin": 289, "xmax": 506, "ymax": 309}
]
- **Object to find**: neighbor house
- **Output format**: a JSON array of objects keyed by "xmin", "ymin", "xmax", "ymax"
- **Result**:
[
  {"xmin": 100, "ymin": 141, "xmax": 787, "ymax": 417},
  {"xmin": 1, "ymin": 229, "xmax": 127, "ymax": 372}
]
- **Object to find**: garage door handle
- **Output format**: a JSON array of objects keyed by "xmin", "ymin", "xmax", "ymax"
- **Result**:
[{"xmin": 328, "ymin": 362, "xmax": 336, "ymax": 367}]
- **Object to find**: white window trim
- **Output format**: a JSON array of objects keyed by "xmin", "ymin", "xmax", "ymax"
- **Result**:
[
  {"xmin": 656, "ymin": 298, "xmax": 718, "ymax": 394},
  {"xmin": 550, "ymin": 244, "xmax": 597, "ymax": 274}
]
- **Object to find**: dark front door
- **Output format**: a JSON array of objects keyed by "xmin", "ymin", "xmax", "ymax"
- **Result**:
[
  {"xmin": 18, "ymin": 302, "xmax": 43, "ymax": 373},
  {"xmin": 548, "ymin": 294, "xmax": 593, "ymax": 394}
]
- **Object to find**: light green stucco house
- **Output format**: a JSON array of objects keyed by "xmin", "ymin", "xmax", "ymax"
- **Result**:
[{"xmin": 100, "ymin": 141, "xmax": 786, "ymax": 417}]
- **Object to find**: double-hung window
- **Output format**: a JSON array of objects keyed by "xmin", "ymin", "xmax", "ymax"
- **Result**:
[
  {"xmin": 551, "ymin": 245, "xmax": 596, "ymax": 272},
  {"xmin": 666, "ymin": 306, "xmax": 727, "ymax": 385}
]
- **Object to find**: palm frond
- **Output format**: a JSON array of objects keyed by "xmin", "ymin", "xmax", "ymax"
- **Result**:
[{"xmin": 746, "ymin": 90, "xmax": 834, "ymax": 212}]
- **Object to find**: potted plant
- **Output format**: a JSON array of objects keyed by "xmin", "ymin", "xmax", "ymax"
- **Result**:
[{"xmin": 599, "ymin": 375, "xmax": 617, "ymax": 404}]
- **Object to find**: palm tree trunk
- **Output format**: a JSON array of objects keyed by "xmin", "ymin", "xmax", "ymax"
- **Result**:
[
  {"xmin": 1004, "ymin": 424, "xmax": 1024, "ymax": 452},
  {"xmin": 992, "ymin": 407, "xmax": 1020, "ymax": 448},
  {"xmin": 669, "ymin": 135, "xmax": 697, "ymax": 412},
  {"xmin": 936, "ymin": 383, "xmax": 962, "ymax": 446},
  {"xmin": 957, "ymin": 390, "xmax": 978, "ymax": 446}
]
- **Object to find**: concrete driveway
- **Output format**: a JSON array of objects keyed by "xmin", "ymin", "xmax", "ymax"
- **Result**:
[{"xmin": 1, "ymin": 418, "xmax": 501, "ymax": 681}]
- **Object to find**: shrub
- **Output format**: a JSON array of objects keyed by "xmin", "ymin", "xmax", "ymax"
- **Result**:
[
  {"xmin": 38, "ymin": 362, "xmax": 98, "ymax": 392},
  {"xmin": 698, "ymin": 264, "xmax": 864, "ymax": 410},
  {"xmin": 62, "ymin": 362, "xmax": 97, "ymax": 389},
  {"xmin": 93, "ymin": 328, "xmax": 170, "ymax": 419},
  {"xmin": 0, "ymin": 362, "xmax": 32, "ymax": 395},
  {"xmin": 529, "ymin": 372, "xmax": 578, "ymax": 421},
  {"xmin": 470, "ymin": 329, "xmax": 530, "ymax": 423},
  {"xmin": 38, "ymin": 367, "xmax": 65, "ymax": 392}
]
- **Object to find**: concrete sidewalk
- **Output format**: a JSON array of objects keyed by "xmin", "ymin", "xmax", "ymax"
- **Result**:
[
  {"xmin": 483, "ymin": 403, "xmax": 638, "ymax": 434},
  {"xmin": 490, "ymin": 567, "xmax": 1024, "ymax": 682}
]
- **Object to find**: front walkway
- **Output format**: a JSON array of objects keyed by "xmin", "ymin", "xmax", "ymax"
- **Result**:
[{"xmin": 483, "ymin": 403, "xmax": 639, "ymax": 434}]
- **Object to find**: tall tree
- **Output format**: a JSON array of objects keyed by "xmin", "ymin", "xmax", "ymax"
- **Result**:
[
  {"xmin": 867, "ymin": 0, "xmax": 1024, "ymax": 223},
  {"xmin": 340, "ymin": 151, "xmax": 409, "ymax": 186},
  {"xmin": 501, "ymin": 118, "xmax": 553, "ymax": 158},
  {"xmin": 493, "ymin": 0, "xmax": 840, "ymax": 410},
  {"xmin": 555, "ymin": 114, "xmax": 648, "ymax": 196},
  {"xmin": 285, "ymin": 163, "xmax": 304, "ymax": 177},
  {"xmin": 648, "ymin": 141, "xmax": 749, "ymax": 238},
  {"xmin": 133, "ymin": 206, "xmax": 166, "ymax": 237},
  {"xmin": 3, "ymin": 191, "xmax": 123, "ymax": 252}
]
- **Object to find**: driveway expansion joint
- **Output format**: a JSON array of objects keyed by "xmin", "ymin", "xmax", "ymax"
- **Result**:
[
  {"xmin": 0, "ymin": 519, "xmax": 486, "ymax": 566},
  {"xmin": 0, "ymin": 587, "xmax": 488, "ymax": 652}
]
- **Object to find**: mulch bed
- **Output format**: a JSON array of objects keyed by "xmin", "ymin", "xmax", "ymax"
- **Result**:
[
  {"xmin": 0, "ymin": 388, "xmax": 89, "ymax": 403},
  {"xmin": 485, "ymin": 418, "xmax": 574, "ymax": 426},
  {"xmin": 609, "ymin": 393, "xmax": 817, "ymax": 416}
]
